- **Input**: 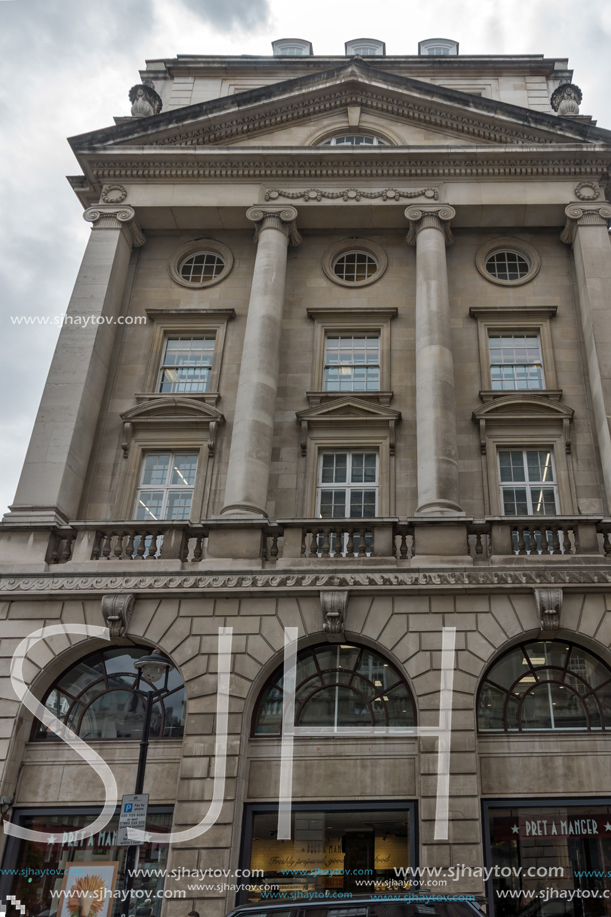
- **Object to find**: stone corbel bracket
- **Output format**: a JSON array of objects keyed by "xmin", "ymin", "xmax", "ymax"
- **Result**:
[
  {"xmin": 83, "ymin": 204, "xmax": 146, "ymax": 248},
  {"xmin": 533, "ymin": 586, "xmax": 562, "ymax": 637},
  {"xmin": 321, "ymin": 590, "xmax": 349, "ymax": 642},
  {"xmin": 102, "ymin": 593, "xmax": 135, "ymax": 638}
]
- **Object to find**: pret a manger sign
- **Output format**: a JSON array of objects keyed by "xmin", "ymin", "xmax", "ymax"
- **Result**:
[{"xmin": 494, "ymin": 815, "xmax": 611, "ymax": 840}]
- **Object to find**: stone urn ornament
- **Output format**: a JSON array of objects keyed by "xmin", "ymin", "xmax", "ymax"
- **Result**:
[
  {"xmin": 129, "ymin": 81, "xmax": 162, "ymax": 117},
  {"xmin": 551, "ymin": 82, "xmax": 582, "ymax": 117}
]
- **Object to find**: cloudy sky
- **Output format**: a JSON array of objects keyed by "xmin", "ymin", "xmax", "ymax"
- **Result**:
[{"xmin": 0, "ymin": 0, "xmax": 610, "ymax": 517}]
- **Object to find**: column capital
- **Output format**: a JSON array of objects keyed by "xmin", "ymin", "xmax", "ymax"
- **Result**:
[
  {"xmin": 83, "ymin": 204, "xmax": 146, "ymax": 248},
  {"xmin": 405, "ymin": 204, "xmax": 456, "ymax": 247},
  {"xmin": 246, "ymin": 205, "xmax": 301, "ymax": 246},
  {"xmin": 560, "ymin": 202, "xmax": 611, "ymax": 245}
]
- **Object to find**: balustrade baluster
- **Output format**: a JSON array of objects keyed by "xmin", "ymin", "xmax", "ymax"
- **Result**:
[
  {"xmin": 516, "ymin": 526, "xmax": 526, "ymax": 555},
  {"xmin": 101, "ymin": 532, "xmax": 114, "ymax": 559},
  {"xmin": 321, "ymin": 527, "xmax": 331, "ymax": 558}
]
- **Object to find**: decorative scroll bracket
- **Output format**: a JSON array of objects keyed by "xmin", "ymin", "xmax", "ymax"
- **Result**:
[
  {"xmin": 533, "ymin": 587, "xmax": 563, "ymax": 637},
  {"xmin": 321, "ymin": 590, "xmax": 349, "ymax": 642},
  {"xmin": 102, "ymin": 593, "xmax": 135, "ymax": 638}
]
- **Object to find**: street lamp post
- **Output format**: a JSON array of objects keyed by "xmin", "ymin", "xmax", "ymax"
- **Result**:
[{"xmin": 122, "ymin": 649, "xmax": 174, "ymax": 917}]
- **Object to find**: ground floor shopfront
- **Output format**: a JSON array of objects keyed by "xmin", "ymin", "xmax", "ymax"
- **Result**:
[
  {"xmin": 2, "ymin": 584, "xmax": 611, "ymax": 917},
  {"xmin": 4, "ymin": 799, "xmax": 611, "ymax": 916}
]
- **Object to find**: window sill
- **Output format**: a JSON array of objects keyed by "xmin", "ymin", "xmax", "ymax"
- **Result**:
[
  {"xmin": 134, "ymin": 391, "xmax": 220, "ymax": 406},
  {"xmin": 306, "ymin": 390, "xmax": 394, "ymax": 407},
  {"xmin": 479, "ymin": 389, "xmax": 563, "ymax": 403}
]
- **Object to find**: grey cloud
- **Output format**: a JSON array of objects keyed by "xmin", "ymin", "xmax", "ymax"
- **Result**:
[{"xmin": 178, "ymin": 0, "xmax": 271, "ymax": 32}]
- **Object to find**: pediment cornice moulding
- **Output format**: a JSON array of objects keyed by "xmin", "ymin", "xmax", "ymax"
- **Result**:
[
  {"xmin": 82, "ymin": 149, "xmax": 611, "ymax": 185},
  {"xmin": 72, "ymin": 61, "xmax": 608, "ymax": 153}
]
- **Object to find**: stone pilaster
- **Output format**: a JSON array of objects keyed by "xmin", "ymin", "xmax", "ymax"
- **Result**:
[
  {"xmin": 405, "ymin": 205, "xmax": 462, "ymax": 516},
  {"xmin": 6, "ymin": 205, "xmax": 145, "ymax": 525},
  {"xmin": 220, "ymin": 206, "xmax": 300, "ymax": 518},
  {"xmin": 561, "ymin": 202, "xmax": 611, "ymax": 509}
]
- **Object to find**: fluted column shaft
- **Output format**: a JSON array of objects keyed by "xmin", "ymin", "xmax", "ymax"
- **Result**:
[
  {"xmin": 561, "ymin": 202, "xmax": 611, "ymax": 508},
  {"xmin": 221, "ymin": 206, "xmax": 300, "ymax": 517},
  {"xmin": 8, "ymin": 205, "xmax": 145, "ymax": 524},
  {"xmin": 406, "ymin": 205, "xmax": 462, "ymax": 515}
]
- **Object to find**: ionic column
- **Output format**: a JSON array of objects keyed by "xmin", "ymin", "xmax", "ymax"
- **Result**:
[
  {"xmin": 405, "ymin": 205, "xmax": 462, "ymax": 515},
  {"xmin": 561, "ymin": 202, "xmax": 611, "ymax": 507},
  {"xmin": 6, "ymin": 204, "xmax": 145, "ymax": 525},
  {"xmin": 220, "ymin": 206, "xmax": 301, "ymax": 517}
]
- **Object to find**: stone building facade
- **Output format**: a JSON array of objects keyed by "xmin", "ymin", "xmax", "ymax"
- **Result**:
[{"xmin": 1, "ymin": 38, "xmax": 611, "ymax": 917}]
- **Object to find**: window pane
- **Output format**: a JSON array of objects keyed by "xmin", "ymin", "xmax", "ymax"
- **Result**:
[
  {"xmin": 179, "ymin": 252, "xmax": 224, "ymax": 283},
  {"xmin": 499, "ymin": 451, "xmax": 525, "ymax": 482},
  {"xmin": 526, "ymin": 449, "xmax": 555, "ymax": 482},
  {"xmin": 321, "ymin": 453, "xmax": 347, "ymax": 483},
  {"xmin": 135, "ymin": 490, "xmax": 164, "ymax": 520},
  {"xmin": 171, "ymin": 454, "xmax": 197, "ymax": 486},
  {"xmin": 350, "ymin": 490, "xmax": 376, "ymax": 518},
  {"xmin": 502, "ymin": 487, "xmax": 529, "ymax": 515},
  {"xmin": 166, "ymin": 491, "xmax": 193, "ymax": 520},
  {"xmin": 141, "ymin": 454, "xmax": 171, "ymax": 486},
  {"xmin": 319, "ymin": 490, "xmax": 346, "ymax": 518},
  {"xmin": 529, "ymin": 486, "xmax": 557, "ymax": 515}
]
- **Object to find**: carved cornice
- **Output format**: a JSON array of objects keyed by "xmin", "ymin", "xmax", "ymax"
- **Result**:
[
  {"xmin": 405, "ymin": 204, "xmax": 456, "ymax": 246},
  {"xmin": 86, "ymin": 154, "xmax": 611, "ymax": 184},
  {"xmin": 560, "ymin": 202, "xmax": 611, "ymax": 244},
  {"xmin": 145, "ymin": 87, "xmax": 573, "ymax": 149},
  {"xmin": 3, "ymin": 568, "xmax": 611, "ymax": 595},
  {"xmin": 245, "ymin": 205, "xmax": 301, "ymax": 246},
  {"xmin": 265, "ymin": 187, "xmax": 439, "ymax": 203},
  {"xmin": 83, "ymin": 204, "xmax": 145, "ymax": 248}
]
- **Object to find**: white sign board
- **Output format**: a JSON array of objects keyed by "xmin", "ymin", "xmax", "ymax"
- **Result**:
[{"xmin": 117, "ymin": 793, "xmax": 149, "ymax": 846}]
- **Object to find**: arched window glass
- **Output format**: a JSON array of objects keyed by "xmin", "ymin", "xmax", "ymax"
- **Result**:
[
  {"xmin": 253, "ymin": 643, "xmax": 415, "ymax": 735},
  {"xmin": 34, "ymin": 647, "xmax": 186, "ymax": 741},
  {"xmin": 320, "ymin": 135, "xmax": 389, "ymax": 146},
  {"xmin": 478, "ymin": 640, "xmax": 611, "ymax": 732}
]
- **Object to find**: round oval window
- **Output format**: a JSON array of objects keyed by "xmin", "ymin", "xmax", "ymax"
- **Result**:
[
  {"xmin": 333, "ymin": 250, "xmax": 379, "ymax": 283},
  {"xmin": 485, "ymin": 250, "xmax": 530, "ymax": 282},
  {"xmin": 179, "ymin": 251, "xmax": 225, "ymax": 284}
]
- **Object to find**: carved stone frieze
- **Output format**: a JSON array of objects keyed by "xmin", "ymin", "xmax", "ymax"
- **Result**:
[
  {"xmin": 265, "ymin": 187, "xmax": 439, "ymax": 203},
  {"xmin": 89, "ymin": 156, "xmax": 609, "ymax": 185},
  {"xmin": 83, "ymin": 204, "xmax": 146, "ymax": 248},
  {"xmin": 321, "ymin": 590, "xmax": 349, "ymax": 639},
  {"xmin": 101, "ymin": 592, "xmax": 135, "ymax": 637},
  {"xmin": 3, "ymin": 568, "xmax": 611, "ymax": 594},
  {"xmin": 533, "ymin": 587, "xmax": 563, "ymax": 635}
]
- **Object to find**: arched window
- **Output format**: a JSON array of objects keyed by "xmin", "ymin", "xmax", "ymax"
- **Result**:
[
  {"xmin": 253, "ymin": 643, "xmax": 415, "ymax": 735},
  {"xmin": 34, "ymin": 647, "xmax": 186, "ymax": 741},
  {"xmin": 320, "ymin": 135, "xmax": 390, "ymax": 146},
  {"xmin": 478, "ymin": 640, "xmax": 611, "ymax": 732}
]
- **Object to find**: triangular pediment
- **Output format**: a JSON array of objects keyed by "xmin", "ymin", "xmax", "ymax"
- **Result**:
[
  {"xmin": 70, "ymin": 60, "xmax": 611, "ymax": 155},
  {"xmin": 473, "ymin": 394, "xmax": 574, "ymax": 421},
  {"xmin": 121, "ymin": 397, "xmax": 224, "ymax": 423},
  {"xmin": 297, "ymin": 396, "xmax": 401, "ymax": 422}
]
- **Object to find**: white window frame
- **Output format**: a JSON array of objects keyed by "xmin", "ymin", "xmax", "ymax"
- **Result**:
[
  {"xmin": 316, "ymin": 450, "xmax": 379, "ymax": 519},
  {"xmin": 488, "ymin": 332, "xmax": 545, "ymax": 392},
  {"xmin": 345, "ymin": 38, "xmax": 385, "ymax": 56},
  {"xmin": 323, "ymin": 333, "xmax": 381, "ymax": 393},
  {"xmin": 157, "ymin": 334, "xmax": 216, "ymax": 394},
  {"xmin": 141, "ymin": 308, "xmax": 235, "ymax": 402},
  {"xmin": 498, "ymin": 448, "xmax": 560, "ymax": 517},
  {"xmin": 134, "ymin": 451, "xmax": 198, "ymax": 522},
  {"xmin": 320, "ymin": 135, "xmax": 389, "ymax": 146},
  {"xmin": 469, "ymin": 306, "xmax": 558, "ymax": 396}
]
